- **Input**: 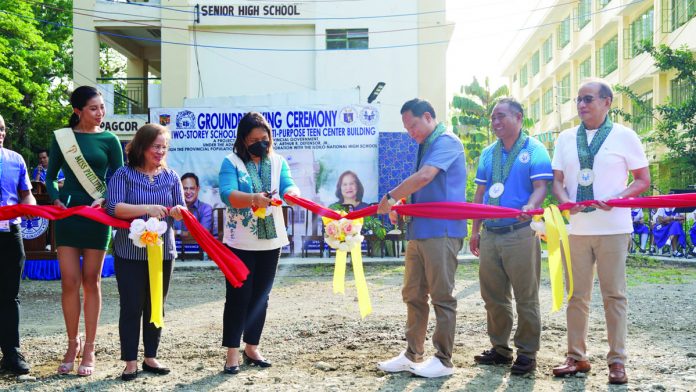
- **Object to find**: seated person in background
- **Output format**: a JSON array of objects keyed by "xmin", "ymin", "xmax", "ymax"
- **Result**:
[
  {"xmin": 32, "ymin": 149, "xmax": 64, "ymax": 187},
  {"xmin": 630, "ymin": 208, "xmax": 649, "ymax": 253},
  {"xmin": 174, "ymin": 172, "xmax": 215, "ymax": 238},
  {"xmin": 653, "ymin": 207, "xmax": 686, "ymax": 257},
  {"xmin": 329, "ymin": 170, "xmax": 369, "ymax": 212}
]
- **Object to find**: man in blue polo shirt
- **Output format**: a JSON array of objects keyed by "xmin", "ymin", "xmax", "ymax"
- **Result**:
[
  {"xmin": 469, "ymin": 98, "xmax": 552, "ymax": 375},
  {"xmin": 376, "ymin": 98, "xmax": 467, "ymax": 378},
  {"xmin": 0, "ymin": 114, "xmax": 36, "ymax": 375}
]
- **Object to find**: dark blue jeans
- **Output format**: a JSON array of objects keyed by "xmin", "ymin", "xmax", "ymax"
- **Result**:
[{"xmin": 222, "ymin": 247, "xmax": 280, "ymax": 348}]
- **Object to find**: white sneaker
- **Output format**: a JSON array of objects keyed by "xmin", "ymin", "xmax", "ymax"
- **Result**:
[
  {"xmin": 377, "ymin": 351, "xmax": 416, "ymax": 373},
  {"xmin": 410, "ymin": 356, "xmax": 454, "ymax": 378}
]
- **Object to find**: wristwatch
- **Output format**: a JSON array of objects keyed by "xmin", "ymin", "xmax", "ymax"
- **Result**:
[{"xmin": 386, "ymin": 192, "xmax": 398, "ymax": 206}]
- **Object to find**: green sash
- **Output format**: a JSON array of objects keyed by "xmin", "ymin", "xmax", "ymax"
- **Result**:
[
  {"xmin": 576, "ymin": 116, "xmax": 613, "ymax": 212},
  {"xmin": 487, "ymin": 131, "xmax": 529, "ymax": 206},
  {"xmin": 245, "ymin": 157, "xmax": 277, "ymax": 239}
]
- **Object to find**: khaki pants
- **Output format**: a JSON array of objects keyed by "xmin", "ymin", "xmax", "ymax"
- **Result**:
[
  {"xmin": 402, "ymin": 237, "xmax": 462, "ymax": 368},
  {"xmin": 566, "ymin": 234, "xmax": 629, "ymax": 365},
  {"xmin": 479, "ymin": 225, "xmax": 541, "ymax": 359}
]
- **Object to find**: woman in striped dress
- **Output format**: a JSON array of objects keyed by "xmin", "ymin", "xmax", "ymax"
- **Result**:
[{"xmin": 106, "ymin": 124, "xmax": 186, "ymax": 381}]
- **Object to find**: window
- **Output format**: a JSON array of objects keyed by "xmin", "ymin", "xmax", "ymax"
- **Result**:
[
  {"xmin": 326, "ymin": 29, "xmax": 368, "ymax": 50},
  {"xmin": 671, "ymin": 78, "xmax": 694, "ymax": 105},
  {"xmin": 531, "ymin": 51, "xmax": 540, "ymax": 76},
  {"xmin": 578, "ymin": 57, "xmax": 592, "ymax": 81},
  {"xmin": 662, "ymin": 0, "xmax": 696, "ymax": 32},
  {"xmin": 631, "ymin": 92, "xmax": 653, "ymax": 133},
  {"xmin": 627, "ymin": 8, "xmax": 654, "ymax": 58},
  {"xmin": 520, "ymin": 64, "xmax": 528, "ymax": 87},
  {"xmin": 672, "ymin": 0, "xmax": 696, "ymax": 30},
  {"xmin": 542, "ymin": 88, "xmax": 554, "ymax": 114},
  {"xmin": 597, "ymin": 35, "xmax": 618, "ymax": 77},
  {"xmin": 543, "ymin": 36, "xmax": 553, "ymax": 64},
  {"xmin": 598, "ymin": 0, "xmax": 611, "ymax": 9},
  {"xmin": 576, "ymin": 0, "xmax": 592, "ymax": 30},
  {"xmin": 531, "ymin": 99, "xmax": 540, "ymax": 122},
  {"xmin": 557, "ymin": 16, "xmax": 571, "ymax": 48},
  {"xmin": 559, "ymin": 74, "xmax": 571, "ymax": 103}
]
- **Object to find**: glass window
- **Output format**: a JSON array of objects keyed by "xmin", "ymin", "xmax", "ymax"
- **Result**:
[
  {"xmin": 543, "ymin": 36, "xmax": 553, "ymax": 64},
  {"xmin": 671, "ymin": 78, "xmax": 694, "ymax": 105},
  {"xmin": 597, "ymin": 35, "xmax": 618, "ymax": 77},
  {"xmin": 628, "ymin": 8, "xmax": 654, "ymax": 58},
  {"xmin": 598, "ymin": 0, "xmax": 611, "ymax": 9},
  {"xmin": 326, "ymin": 29, "xmax": 368, "ymax": 50},
  {"xmin": 631, "ymin": 92, "xmax": 653, "ymax": 133},
  {"xmin": 557, "ymin": 16, "xmax": 571, "ymax": 48},
  {"xmin": 559, "ymin": 74, "xmax": 571, "ymax": 103},
  {"xmin": 577, "ymin": 0, "xmax": 592, "ymax": 30},
  {"xmin": 543, "ymin": 88, "xmax": 554, "ymax": 114},
  {"xmin": 531, "ymin": 99, "xmax": 540, "ymax": 122},
  {"xmin": 578, "ymin": 57, "xmax": 592, "ymax": 80},
  {"xmin": 531, "ymin": 51, "xmax": 540, "ymax": 76},
  {"xmin": 520, "ymin": 64, "xmax": 528, "ymax": 87}
]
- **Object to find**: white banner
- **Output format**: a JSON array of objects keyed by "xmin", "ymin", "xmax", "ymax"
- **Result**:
[{"xmin": 150, "ymin": 105, "xmax": 380, "ymax": 252}]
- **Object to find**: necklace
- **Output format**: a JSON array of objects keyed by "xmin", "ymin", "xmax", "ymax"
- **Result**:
[{"xmin": 137, "ymin": 166, "xmax": 161, "ymax": 184}]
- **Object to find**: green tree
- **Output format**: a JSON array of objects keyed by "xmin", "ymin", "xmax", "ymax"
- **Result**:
[
  {"xmin": 614, "ymin": 43, "xmax": 696, "ymax": 191},
  {"xmin": 0, "ymin": 0, "xmax": 72, "ymax": 163}
]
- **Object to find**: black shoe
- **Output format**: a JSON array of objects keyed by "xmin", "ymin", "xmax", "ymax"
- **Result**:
[
  {"xmin": 121, "ymin": 369, "xmax": 138, "ymax": 381},
  {"xmin": 0, "ymin": 352, "xmax": 30, "ymax": 375},
  {"xmin": 242, "ymin": 350, "xmax": 272, "ymax": 368},
  {"xmin": 473, "ymin": 349, "xmax": 512, "ymax": 365},
  {"xmin": 223, "ymin": 361, "xmax": 240, "ymax": 375},
  {"xmin": 673, "ymin": 251, "xmax": 684, "ymax": 258},
  {"xmin": 142, "ymin": 361, "xmax": 170, "ymax": 375},
  {"xmin": 511, "ymin": 355, "xmax": 536, "ymax": 375}
]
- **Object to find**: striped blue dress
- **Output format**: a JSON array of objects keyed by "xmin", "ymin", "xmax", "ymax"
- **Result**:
[{"xmin": 106, "ymin": 166, "xmax": 185, "ymax": 261}]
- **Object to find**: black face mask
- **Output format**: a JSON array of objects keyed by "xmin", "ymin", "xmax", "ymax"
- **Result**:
[{"xmin": 248, "ymin": 140, "xmax": 269, "ymax": 157}]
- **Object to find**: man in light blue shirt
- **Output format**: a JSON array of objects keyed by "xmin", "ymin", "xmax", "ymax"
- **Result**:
[
  {"xmin": 31, "ymin": 149, "xmax": 64, "ymax": 186},
  {"xmin": 469, "ymin": 98, "xmax": 552, "ymax": 375},
  {"xmin": 376, "ymin": 98, "xmax": 466, "ymax": 378},
  {"xmin": 0, "ymin": 114, "xmax": 36, "ymax": 375}
]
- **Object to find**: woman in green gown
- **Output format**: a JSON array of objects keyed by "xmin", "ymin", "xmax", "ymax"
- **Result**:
[{"xmin": 46, "ymin": 86, "xmax": 124, "ymax": 377}]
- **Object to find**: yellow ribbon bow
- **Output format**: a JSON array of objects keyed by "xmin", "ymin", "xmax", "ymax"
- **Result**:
[
  {"xmin": 322, "ymin": 214, "xmax": 372, "ymax": 318},
  {"xmin": 537, "ymin": 205, "xmax": 573, "ymax": 312}
]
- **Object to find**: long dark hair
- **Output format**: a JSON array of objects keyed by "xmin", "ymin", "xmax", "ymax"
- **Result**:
[
  {"xmin": 125, "ymin": 124, "xmax": 170, "ymax": 168},
  {"xmin": 68, "ymin": 86, "xmax": 102, "ymax": 128},
  {"xmin": 233, "ymin": 112, "xmax": 274, "ymax": 162},
  {"xmin": 335, "ymin": 170, "xmax": 364, "ymax": 203}
]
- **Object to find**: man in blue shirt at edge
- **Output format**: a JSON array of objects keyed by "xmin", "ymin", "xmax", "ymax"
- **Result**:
[
  {"xmin": 469, "ymin": 98, "xmax": 552, "ymax": 375},
  {"xmin": 0, "ymin": 114, "xmax": 36, "ymax": 375},
  {"xmin": 376, "ymin": 98, "xmax": 467, "ymax": 378}
]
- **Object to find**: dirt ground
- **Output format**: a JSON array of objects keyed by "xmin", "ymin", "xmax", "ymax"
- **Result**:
[{"xmin": 1, "ymin": 258, "xmax": 695, "ymax": 391}]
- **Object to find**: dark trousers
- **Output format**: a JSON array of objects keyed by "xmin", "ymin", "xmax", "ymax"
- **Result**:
[
  {"xmin": 114, "ymin": 256, "xmax": 174, "ymax": 361},
  {"xmin": 222, "ymin": 247, "xmax": 280, "ymax": 348},
  {"xmin": 0, "ymin": 225, "xmax": 25, "ymax": 357}
]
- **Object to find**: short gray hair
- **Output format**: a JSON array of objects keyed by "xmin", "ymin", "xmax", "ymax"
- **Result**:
[{"xmin": 580, "ymin": 78, "xmax": 613, "ymax": 101}]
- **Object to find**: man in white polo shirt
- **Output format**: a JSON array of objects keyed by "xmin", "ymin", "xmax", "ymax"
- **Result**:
[{"xmin": 550, "ymin": 79, "xmax": 650, "ymax": 385}]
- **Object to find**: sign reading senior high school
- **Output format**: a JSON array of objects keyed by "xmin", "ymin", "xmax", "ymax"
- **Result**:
[
  {"xmin": 149, "ymin": 106, "xmax": 380, "ymax": 213},
  {"xmin": 200, "ymin": 3, "xmax": 302, "ymax": 17}
]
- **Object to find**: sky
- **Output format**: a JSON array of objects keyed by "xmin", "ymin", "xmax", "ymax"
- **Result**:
[{"xmin": 446, "ymin": 0, "xmax": 550, "ymax": 99}]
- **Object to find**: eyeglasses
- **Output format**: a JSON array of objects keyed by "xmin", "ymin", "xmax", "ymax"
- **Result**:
[
  {"xmin": 150, "ymin": 144, "xmax": 168, "ymax": 152},
  {"xmin": 575, "ymin": 95, "xmax": 607, "ymax": 105}
]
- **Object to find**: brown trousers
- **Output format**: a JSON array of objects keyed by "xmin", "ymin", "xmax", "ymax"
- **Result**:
[
  {"xmin": 479, "ymin": 225, "xmax": 541, "ymax": 359},
  {"xmin": 402, "ymin": 237, "xmax": 462, "ymax": 368},
  {"xmin": 566, "ymin": 234, "xmax": 629, "ymax": 365}
]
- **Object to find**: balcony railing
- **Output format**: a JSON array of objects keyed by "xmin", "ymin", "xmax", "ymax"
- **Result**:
[{"xmin": 97, "ymin": 77, "xmax": 160, "ymax": 115}]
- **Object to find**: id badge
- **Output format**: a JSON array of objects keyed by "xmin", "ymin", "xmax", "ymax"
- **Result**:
[{"xmin": 0, "ymin": 220, "xmax": 10, "ymax": 232}]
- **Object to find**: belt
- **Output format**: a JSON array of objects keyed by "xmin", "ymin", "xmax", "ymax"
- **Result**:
[{"xmin": 483, "ymin": 220, "xmax": 531, "ymax": 234}]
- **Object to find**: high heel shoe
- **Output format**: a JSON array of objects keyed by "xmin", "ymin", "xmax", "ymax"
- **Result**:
[
  {"xmin": 242, "ymin": 350, "xmax": 272, "ymax": 368},
  {"xmin": 77, "ymin": 342, "xmax": 96, "ymax": 377},
  {"xmin": 57, "ymin": 336, "xmax": 82, "ymax": 375}
]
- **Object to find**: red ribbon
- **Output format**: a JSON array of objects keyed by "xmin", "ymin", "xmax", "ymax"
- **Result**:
[
  {"xmin": 0, "ymin": 205, "xmax": 249, "ymax": 287},
  {"xmin": 285, "ymin": 193, "xmax": 696, "ymax": 220}
]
